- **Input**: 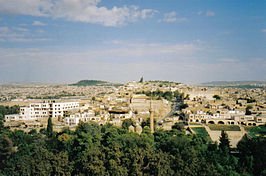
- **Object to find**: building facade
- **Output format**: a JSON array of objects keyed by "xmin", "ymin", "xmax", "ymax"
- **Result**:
[{"xmin": 5, "ymin": 100, "xmax": 79, "ymax": 121}]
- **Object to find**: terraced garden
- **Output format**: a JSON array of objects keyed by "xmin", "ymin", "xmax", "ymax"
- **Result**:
[
  {"xmin": 245, "ymin": 126, "xmax": 266, "ymax": 137},
  {"xmin": 191, "ymin": 127, "xmax": 211, "ymax": 141},
  {"xmin": 208, "ymin": 124, "xmax": 240, "ymax": 131}
]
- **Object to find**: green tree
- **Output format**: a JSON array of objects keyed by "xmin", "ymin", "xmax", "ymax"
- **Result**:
[
  {"xmin": 122, "ymin": 119, "xmax": 134, "ymax": 129},
  {"xmin": 0, "ymin": 114, "xmax": 4, "ymax": 130},
  {"xmin": 174, "ymin": 90, "xmax": 180, "ymax": 98},
  {"xmin": 163, "ymin": 91, "xmax": 173, "ymax": 101},
  {"xmin": 245, "ymin": 105, "xmax": 252, "ymax": 115},
  {"xmin": 184, "ymin": 94, "xmax": 190, "ymax": 100},
  {"xmin": 28, "ymin": 129, "xmax": 37, "ymax": 135},
  {"xmin": 141, "ymin": 117, "xmax": 156, "ymax": 129},
  {"xmin": 139, "ymin": 76, "xmax": 144, "ymax": 83},
  {"xmin": 213, "ymin": 95, "xmax": 221, "ymax": 100},
  {"xmin": 172, "ymin": 122, "xmax": 185, "ymax": 132},
  {"xmin": 219, "ymin": 130, "xmax": 230, "ymax": 154},
  {"xmin": 237, "ymin": 135, "xmax": 266, "ymax": 175},
  {"xmin": 179, "ymin": 103, "xmax": 188, "ymax": 109},
  {"xmin": 0, "ymin": 105, "xmax": 20, "ymax": 130},
  {"xmin": 0, "ymin": 135, "xmax": 14, "ymax": 167},
  {"xmin": 47, "ymin": 117, "xmax": 53, "ymax": 138}
]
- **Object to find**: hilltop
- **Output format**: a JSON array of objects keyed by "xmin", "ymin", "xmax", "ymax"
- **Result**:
[{"xmin": 70, "ymin": 80, "xmax": 123, "ymax": 87}]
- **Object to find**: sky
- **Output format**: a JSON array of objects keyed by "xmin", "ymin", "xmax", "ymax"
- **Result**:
[{"xmin": 0, "ymin": 0, "xmax": 265, "ymax": 84}]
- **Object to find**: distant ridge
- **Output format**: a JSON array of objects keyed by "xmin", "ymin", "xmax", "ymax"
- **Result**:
[
  {"xmin": 70, "ymin": 80, "xmax": 123, "ymax": 87},
  {"xmin": 201, "ymin": 81, "xmax": 266, "ymax": 85},
  {"xmin": 200, "ymin": 81, "xmax": 266, "ymax": 88}
]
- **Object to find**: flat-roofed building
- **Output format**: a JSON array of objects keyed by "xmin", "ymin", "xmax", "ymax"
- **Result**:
[{"xmin": 5, "ymin": 100, "xmax": 79, "ymax": 122}]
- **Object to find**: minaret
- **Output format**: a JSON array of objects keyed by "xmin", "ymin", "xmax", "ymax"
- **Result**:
[{"xmin": 150, "ymin": 98, "xmax": 154, "ymax": 133}]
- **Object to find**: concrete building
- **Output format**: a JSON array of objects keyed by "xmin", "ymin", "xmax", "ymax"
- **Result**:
[
  {"xmin": 5, "ymin": 100, "xmax": 79, "ymax": 122},
  {"xmin": 64, "ymin": 110, "xmax": 104, "ymax": 126}
]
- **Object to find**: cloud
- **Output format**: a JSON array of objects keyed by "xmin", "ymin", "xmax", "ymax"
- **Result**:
[
  {"xmin": 0, "ymin": 26, "xmax": 9, "ymax": 32},
  {"xmin": 140, "ymin": 9, "xmax": 158, "ymax": 19},
  {"xmin": 0, "ymin": 0, "xmax": 157, "ymax": 27},
  {"xmin": 0, "ymin": 32, "xmax": 25, "ymax": 38},
  {"xmin": 220, "ymin": 31, "xmax": 233, "ymax": 35},
  {"xmin": 101, "ymin": 40, "xmax": 202, "ymax": 57},
  {"xmin": 0, "ymin": 0, "xmax": 52, "ymax": 17},
  {"xmin": 160, "ymin": 11, "xmax": 187, "ymax": 23},
  {"xmin": 262, "ymin": 29, "xmax": 266, "ymax": 33},
  {"xmin": 206, "ymin": 10, "xmax": 215, "ymax": 17},
  {"xmin": 50, "ymin": 2, "xmax": 156, "ymax": 26},
  {"xmin": 0, "ymin": 41, "xmax": 202, "ymax": 82},
  {"xmin": 32, "ymin": 20, "xmax": 46, "ymax": 26},
  {"xmin": 219, "ymin": 58, "xmax": 239, "ymax": 63},
  {"xmin": 197, "ymin": 11, "xmax": 203, "ymax": 15},
  {"xmin": 163, "ymin": 11, "xmax": 177, "ymax": 22},
  {"xmin": 36, "ymin": 29, "xmax": 45, "ymax": 33},
  {"xmin": 0, "ymin": 25, "xmax": 49, "ymax": 43},
  {"xmin": 0, "ymin": 46, "xmax": 265, "ymax": 83},
  {"xmin": 12, "ymin": 27, "xmax": 29, "ymax": 32},
  {"xmin": 8, "ymin": 38, "xmax": 51, "ymax": 42},
  {"xmin": 195, "ymin": 10, "xmax": 215, "ymax": 17}
]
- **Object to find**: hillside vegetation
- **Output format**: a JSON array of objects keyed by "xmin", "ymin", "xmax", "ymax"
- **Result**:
[
  {"xmin": 0, "ymin": 121, "xmax": 265, "ymax": 175},
  {"xmin": 70, "ymin": 80, "xmax": 123, "ymax": 87}
]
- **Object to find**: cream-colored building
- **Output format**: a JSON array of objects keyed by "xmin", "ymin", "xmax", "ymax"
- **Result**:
[{"xmin": 5, "ymin": 100, "xmax": 79, "ymax": 122}]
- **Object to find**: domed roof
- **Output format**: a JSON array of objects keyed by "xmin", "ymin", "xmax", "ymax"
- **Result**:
[
  {"xmin": 135, "ymin": 124, "xmax": 142, "ymax": 134},
  {"xmin": 128, "ymin": 125, "xmax": 135, "ymax": 132}
]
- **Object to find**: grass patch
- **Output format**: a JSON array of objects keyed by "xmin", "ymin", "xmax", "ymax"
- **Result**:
[
  {"xmin": 189, "ymin": 122, "xmax": 202, "ymax": 126},
  {"xmin": 191, "ymin": 127, "xmax": 211, "ymax": 141},
  {"xmin": 208, "ymin": 124, "xmax": 240, "ymax": 131},
  {"xmin": 245, "ymin": 126, "xmax": 266, "ymax": 138}
]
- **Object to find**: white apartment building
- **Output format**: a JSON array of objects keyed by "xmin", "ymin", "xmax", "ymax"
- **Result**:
[
  {"xmin": 64, "ymin": 110, "xmax": 104, "ymax": 126},
  {"xmin": 5, "ymin": 100, "xmax": 79, "ymax": 121}
]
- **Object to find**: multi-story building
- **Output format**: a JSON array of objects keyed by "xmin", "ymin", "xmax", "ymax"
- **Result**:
[
  {"xmin": 5, "ymin": 100, "xmax": 79, "ymax": 121},
  {"xmin": 64, "ymin": 110, "xmax": 105, "ymax": 126}
]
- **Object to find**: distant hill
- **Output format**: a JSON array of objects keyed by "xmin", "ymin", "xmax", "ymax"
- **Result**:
[
  {"xmin": 201, "ymin": 81, "xmax": 266, "ymax": 89},
  {"xmin": 70, "ymin": 80, "xmax": 123, "ymax": 87}
]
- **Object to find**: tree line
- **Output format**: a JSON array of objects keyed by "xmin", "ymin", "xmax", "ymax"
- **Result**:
[
  {"xmin": 0, "ymin": 105, "xmax": 20, "ymax": 130},
  {"xmin": 0, "ymin": 106, "xmax": 265, "ymax": 175},
  {"xmin": 136, "ymin": 90, "xmax": 182, "ymax": 101}
]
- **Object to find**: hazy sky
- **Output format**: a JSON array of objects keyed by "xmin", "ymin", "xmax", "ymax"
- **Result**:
[{"xmin": 0, "ymin": 0, "xmax": 265, "ymax": 84}]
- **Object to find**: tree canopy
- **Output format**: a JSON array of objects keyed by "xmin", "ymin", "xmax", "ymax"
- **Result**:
[{"xmin": 0, "ymin": 121, "xmax": 265, "ymax": 175}]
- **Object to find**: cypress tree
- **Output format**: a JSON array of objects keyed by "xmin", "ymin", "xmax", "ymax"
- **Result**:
[
  {"xmin": 47, "ymin": 117, "xmax": 53, "ymax": 137},
  {"xmin": 219, "ymin": 130, "xmax": 230, "ymax": 153},
  {"xmin": 139, "ymin": 76, "xmax": 144, "ymax": 83}
]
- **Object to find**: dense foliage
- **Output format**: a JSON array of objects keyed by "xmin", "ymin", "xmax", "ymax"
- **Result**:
[
  {"xmin": 136, "ymin": 90, "xmax": 182, "ymax": 101},
  {"xmin": 0, "ymin": 105, "xmax": 20, "ymax": 130},
  {"xmin": 213, "ymin": 95, "xmax": 221, "ymax": 100},
  {"xmin": 26, "ymin": 93, "xmax": 76, "ymax": 99},
  {"xmin": 0, "ymin": 120, "xmax": 265, "ymax": 176}
]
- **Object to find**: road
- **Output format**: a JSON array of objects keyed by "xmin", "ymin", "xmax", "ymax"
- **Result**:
[{"xmin": 158, "ymin": 97, "xmax": 182, "ymax": 124}]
